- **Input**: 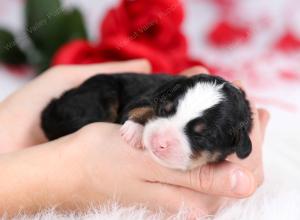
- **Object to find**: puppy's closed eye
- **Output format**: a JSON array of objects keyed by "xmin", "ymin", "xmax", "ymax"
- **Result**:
[
  {"xmin": 156, "ymin": 100, "xmax": 176, "ymax": 116},
  {"xmin": 193, "ymin": 123, "xmax": 206, "ymax": 134},
  {"xmin": 164, "ymin": 101, "xmax": 174, "ymax": 113}
]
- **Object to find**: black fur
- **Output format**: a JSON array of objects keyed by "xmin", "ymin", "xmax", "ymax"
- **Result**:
[
  {"xmin": 42, "ymin": 73, "xmax": 174, "ymax": 140},
  {"xmin": 183, "ymin": 75, "xmax": 252, "ymax": 161},
  {"xmin": 41, "ymin": 73, "xmax": 252, "ymax": 160}
]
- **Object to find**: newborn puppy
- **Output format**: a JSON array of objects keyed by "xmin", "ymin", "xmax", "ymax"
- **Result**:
[{"xmin": 42, "ymin": 73, "xmax": 252, "ymax": 170}]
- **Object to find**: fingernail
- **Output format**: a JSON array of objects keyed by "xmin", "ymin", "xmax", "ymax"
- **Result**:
[{"xmin": 231, "ymin": 170, "xmax": 252, "ymax": 196}]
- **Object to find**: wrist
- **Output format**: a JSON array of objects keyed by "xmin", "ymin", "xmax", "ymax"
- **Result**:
[{"xmin": 0, "ymin": 136, "xmax": 88, "ymax": 216}]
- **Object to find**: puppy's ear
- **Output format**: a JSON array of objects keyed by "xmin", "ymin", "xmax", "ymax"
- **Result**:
[{"xmin": 233, "ymin": 129, "xmax": 252, "ymax": 159}]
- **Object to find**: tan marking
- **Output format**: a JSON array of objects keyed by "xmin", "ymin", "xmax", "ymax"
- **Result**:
[
  {"xmin": 188, "ymin": 151, "xmax": 211, "ymax": 169},
  {"xmin": 210, "ymin": 152, "xmax": 222, "ymax": 162},
  {"xmin": 128, "ymin": 106, "xmax": 154, "ymax": 124},
  {"xmin": 189, "ymin": 151, "xmax": 222, "ymax": 169},
  {"xmin": 107, "ymin": 101, "xmax": 119, "ymax": 122}
]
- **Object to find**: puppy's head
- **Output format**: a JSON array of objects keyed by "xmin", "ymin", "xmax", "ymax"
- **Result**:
[{"xmin": 143, "ymin": 74, "xmax": 253, "ymax": 170}]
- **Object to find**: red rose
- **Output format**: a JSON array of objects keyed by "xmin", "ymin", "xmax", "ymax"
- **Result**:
[
  {"xmin": 99, "ymin": 0, "xmax": 204, "ymax": 73},
  {"xmin": 99, "ymin": 39, "xmax": 173, "ymax": 72},
  {"xmin": 52, "ymin": 0, "xmax": 207, "ymax": 74},
  {"xmin": 101, "ymin": 0, "xmax": 184, "ymax": 49}
]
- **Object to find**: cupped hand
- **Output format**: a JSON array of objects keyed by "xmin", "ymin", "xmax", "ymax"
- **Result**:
[
  {"xmin": 66, "ymin": 97, "xmax": 269, "ymax": 216},
  {"xmin": 0, "ymin": 62, "xmax": 269, "ymax": 217},
  {"xmin": 0, "ymin": 59, "xmax": 151, "ymax": 152},
  {"xmin": 65, "ymin": 65, "xmax": 269, "ymax": 216}
]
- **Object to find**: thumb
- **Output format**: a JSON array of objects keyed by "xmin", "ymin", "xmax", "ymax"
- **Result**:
[
  {"xmin": 258, "ymin": 108, "xmax": 270, "ymax": 140},
  {"xmin": 157, "ymin": 161, "xmax": 256, "ymax": 198}
]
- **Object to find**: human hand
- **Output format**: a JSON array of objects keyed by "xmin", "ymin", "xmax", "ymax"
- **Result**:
[
  {"xmin": 66, "ymin": 95, "xmax": 269, "ymax": 216},
  {"xmin": 41, "ymin": 65, "xmax": 268, "ymax": 216},
  {"xmin": 64, "ymin": 65, "xmax": 269, "ymax": 216},
  {"xmin": 0, "ymin": 62, "xmax": 269, "ymax": 217},
  {"xmin": 0, "ymin": 102, "xmax": 268, "ymax": 217},
  {"xmin": 0, "ymin": 59, "xmax": 151, "ymax": 152}
]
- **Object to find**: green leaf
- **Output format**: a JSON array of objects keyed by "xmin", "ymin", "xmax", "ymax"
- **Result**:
[
  {"xmin": 25, "ymin": 0, "xmax": 69, "ymax": 57},
  {"xmin": 65, "ymin": 9, "xmax": 87, "ymax": 40},
  {"xmin": 25, "ymin": 48, "xmax": 51, "ymax": 74},
  {"xmin": 0, "ymin": 29, "xmax": 27, "ymax": 65},
  {"xmin": 36, "ymin": 56, "xmax": 51, "ymax": 73}
]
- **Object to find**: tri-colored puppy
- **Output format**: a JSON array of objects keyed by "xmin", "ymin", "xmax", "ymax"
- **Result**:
[{"xmin": 42, "ymin": 73, "xmax": 252, "ymax": 170}]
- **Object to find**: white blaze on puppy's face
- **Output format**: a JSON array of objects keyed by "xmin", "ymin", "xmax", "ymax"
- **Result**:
[{"xmin": 143, "ymin": 81, "xmax": 224, "ymax": 170}]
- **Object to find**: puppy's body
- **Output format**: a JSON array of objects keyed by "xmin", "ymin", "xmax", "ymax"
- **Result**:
[
  {"xmin": 42, "ymin": 73, "xmax": 252, "ymax": 170},
  {"xmin": 42, "ymin": 73, "xmax": 175, "ymax": 139}
]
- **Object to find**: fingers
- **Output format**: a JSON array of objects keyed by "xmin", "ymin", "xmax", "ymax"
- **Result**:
[
  {"xmin": 180, "ymin": 66, "xmax": 210, "ymax": 77},
  {"xmin": 151, "ymin": 161, "xmax": 256, "ymax": 198},
  {"xmin": 257, "ymin": 108, "xmax": 270, "ymax": 140},
  {"xmin": 248, "ymin": 99, "xmax": 268, "ymax": 148},
  {"xmin": 75, "ymin": 59, "xmax": 152, "ymax": 80},
  {"xmin": 35, "ymin": 59, "xmax": 151, "ymax": 100},
  {"xmin": 19, "ymin": 59, "xmax": 151, "ymax": 106},
  {"xmin": 247, "ymin": 108, "xmax": 269, "ymax": 186},
  {"xmin": 45, "ymin": 59, "xmax": 152, "ymax": 86}
]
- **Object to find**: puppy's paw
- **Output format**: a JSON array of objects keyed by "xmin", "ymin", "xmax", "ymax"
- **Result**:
[{"xmin": 120, "ymin": 120, "xmax": 144, "ymax": 149}]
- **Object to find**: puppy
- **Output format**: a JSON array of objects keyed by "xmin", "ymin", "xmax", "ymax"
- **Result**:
[{"xmin": 41, "ymin": 73, "xmax": 252, "ymax": 170}]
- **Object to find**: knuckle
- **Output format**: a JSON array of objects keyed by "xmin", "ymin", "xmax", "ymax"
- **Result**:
[
  {"xmin": 256, "ymin": 170, "xmax": 264, "ymax": 187},
  {"xmin": 190, "ymin": 165, "xmax": 215, "ymax": 192},
  {"xmin": 198, "ymin": 165, "xmax": 214, "ymax": 192}
]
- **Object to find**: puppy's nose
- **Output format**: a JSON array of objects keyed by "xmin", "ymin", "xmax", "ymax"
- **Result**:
[
  {"xmin": 151, "ymin": 135, "xmax": 165, "ymax": 150},
  {"xmin": 150, "ymin": 132, "xmax": 180, "ymax": 156},
  {"xmin": 156, "ymin": 139, "xmax": 169, "ymax": 150}
]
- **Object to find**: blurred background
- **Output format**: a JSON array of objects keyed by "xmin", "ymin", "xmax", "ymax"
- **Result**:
[
  {"xmin": 1, "ymin": 0, "xmax": 300, "ymax": 104},
  {"xmin": 0, "ymin": 0, "xmax": 299, "ymax": 164}
]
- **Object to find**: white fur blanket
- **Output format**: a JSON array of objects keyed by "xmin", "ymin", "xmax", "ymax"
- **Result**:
[{"xmin": 6, "ymin": 117, "xmax": 299, "ymax": 220}]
